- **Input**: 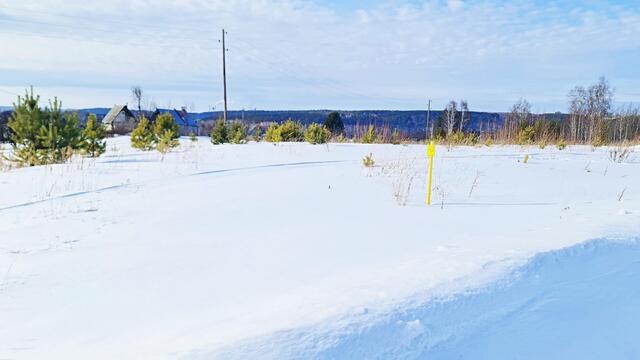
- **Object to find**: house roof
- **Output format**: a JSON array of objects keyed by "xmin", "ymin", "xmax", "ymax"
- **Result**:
[
  {"xmin": 102, "ymin": 105, "xmax": 135, "ymax": 125},
  {"xmin": 155, "ymin": 109, "xmax": 198, "ymax": 128}
]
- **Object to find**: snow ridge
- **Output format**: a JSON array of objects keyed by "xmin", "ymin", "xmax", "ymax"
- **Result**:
[{"xmin": 198, "ymin": 237, "xmax": 640, "ymax": 360}]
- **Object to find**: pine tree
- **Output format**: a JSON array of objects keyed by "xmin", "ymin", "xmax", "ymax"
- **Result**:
[
  {"xmin": 82, "ymin": 114, "xmax": 106, "ymax": 157},
  {"xmin": 156, "ymin": 129, "xmax": 179, "ymax": 155},
  {"xmin": 210, "ymin": 119, "xmax": 228, "ymax": 145},
  {"xmin": 279, "ymin": 119, "xmax": 303, "ymax": 141},
  {"xmin": 131, "ymin": 117, "xmax": 154, "ymax": 150},
  {"xmin": 324, "ymin": 112, "xmax": 344, "ymax": 135},
  {"xmin": 304, "ymin": 123, "xmax": 330, "ymax": 144},
  {"xmin": 265, "ymin": 123, "xmax": 282, "ymax": 142},
  {"xmin": 362, "ymin": 124, "xmax": 377, "ymax": 144},
  {"xmin": 391, "ymin": 128, "xmax": 400, "ymax": 144},
  {"xmin": 229, "ymin": 121, "xmax": 247, "ymax": 144},
  {"xmin": 154, "ymin": 113, "xmax": 179, "ymax": 141},
  {"xmin": 8, "ymin": 88, "xmax": 45, "ymax": 165},
  {"xmin": 153, "ymin": 112, "xmax": 180, "ymax": 155},
  {"xmin": 8, "ymin": 88, "xmax": 82, "ymax": 166}
]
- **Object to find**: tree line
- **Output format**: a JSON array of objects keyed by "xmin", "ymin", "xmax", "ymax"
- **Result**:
[
  {"xmin": 3, "ymin": 88, "xmax": 106, "ymax": 166},
  {"xmin": 435, "ymin": 77, "xmax": 639, "ymax": 146},
  {"xmin": 1, "ymin": 78, "xmax": 638, "ymax": 169}
]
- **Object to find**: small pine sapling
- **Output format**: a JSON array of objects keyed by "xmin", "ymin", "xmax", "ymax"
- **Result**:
[
  {"xmin": 210, "ymin": 119, "xmax": 228, "ymax": 145},
  {"xmin": 304, "ymin": 123, "xmax": 330, "ymax": 144},
  {"xmin": 362, "ymin": 153, "xmax": 375, "ymax": 167},
  {"xmin": 279, "ymin": 119, "xmax": 303, "ymax": 142},
  {"xmin": 557, "ymin": 139, "xmax": 567, "ymax": 150},
  {"xmin": 154, "ymin": 113, "xmax": 180, "ymax": 141},
  {"xmin": 265, "ymin": 123, "xmax": 282, "ymax": 142},
  {"xmin": 391, "ymin": 129, "xmax": 400, "ymax": 145},
  {"xmin": 229, "ymin": 121, "xmax": 247, "ymax": 144},
  {"xmin": 82, "ymin": 114, "xmax": 106, "ymax": 157},
  {"xmin": 156, "ymin": 129, "xmax": 179, "ymax": 155},
  {"xmin": 362, "ymin": 124, "xmax": 377, "ymax": 144},
  {"xmin": 253, "ymin": 125, "xmax": 263, "ymax": 142},
  {"xmin": 131, "ymin": 117, "xmax": 154, "ymax": 150}
]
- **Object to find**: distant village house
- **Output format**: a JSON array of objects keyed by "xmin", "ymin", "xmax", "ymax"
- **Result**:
[
  {"xmin": 102, "ymin": 105, "xmax": 137, "ymax": 134},
  {"xmin": 152, "ymin": 107, "xmax": 200, "ymax": 136}
]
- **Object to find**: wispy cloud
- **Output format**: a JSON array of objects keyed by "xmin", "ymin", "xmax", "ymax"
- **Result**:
[{"xmin": 0, "ymin": 0, "xmax": 638, "ymax": 111}]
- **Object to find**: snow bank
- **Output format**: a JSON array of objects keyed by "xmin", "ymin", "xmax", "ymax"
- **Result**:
[{"xmin": 204, "ymin": 237, "xmax": 640, "ymax": 359}]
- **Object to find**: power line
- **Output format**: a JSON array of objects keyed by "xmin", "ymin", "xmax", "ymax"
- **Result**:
[
  {"xmin": 0, "ymin": 5, "xmax": 427, "ymax": 108},
  {"xmin": 232, "ymin": 39, "xmax": 418, "ymax": 106},
  {"xmin": 0, "ymin": 88, "xmax": 20, "ymax": 97},
  {"xmin": 0, "ymin": 17, "xmax": 212, "ymax": 48},
  {"xmin": 0, "ymin": 3, "xmax": 237, "ymax": 35}
]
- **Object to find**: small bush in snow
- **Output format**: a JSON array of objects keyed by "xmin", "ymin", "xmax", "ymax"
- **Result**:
[
  {"xmin": 557, "ymin": 139, "xmax": 567, "ymax": 150},
  {"xmin": 448, "ymin": 131, "xmax": 465, "ymax": 144},
  {"xmin": 279, "ymin": 119, "xmax": 303, "ymax": 142},
  {"xmin": 609, "ymin": 145, "xmax": 633, "ymax": 163},
  {"xmin": 189, "ymin": 132, "xmax": 198, "ymax": 142},
  {"xmin": 265, "ymin": 123, "xmax": 282, "ymax": 142},
  {"xmin": 335, "ymin": 134, "xmax": 348, "ymax": 143},
  {"xmin": 362, "ymin": 153, "xmax": 375, "ymax": 167},
  {"xmin": 391, "ymin": 129, "xmax": 401, "ymax": 145},
  {"xmin": 210, "ymin": 119, "xmax": 228, "ymax": 145},
  {"xmin": 362, "ymin": 124, "xmax": 377, "ymax": 144},
  {"xmin": 516, "ymin": 125, "xmax": 535, "ymax": 145},
  {"xmin": 156, "ymin": 129, "xmax": 179, "ymax": 155},
  {"xmin": 304, "ymin": 123, "xmax": 330, "ymax": 145},
  {"xmin": 229, "ymin": 121, "xmax": 247, "ymax": 144},
  {"xmin": 253, "ymin": 125, "xmax": 263, "ymax": 142}
]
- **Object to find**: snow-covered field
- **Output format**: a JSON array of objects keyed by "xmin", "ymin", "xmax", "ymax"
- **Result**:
[{"xmin": 1, "ymin": 138, "xmax": 638, "ymax": 359}]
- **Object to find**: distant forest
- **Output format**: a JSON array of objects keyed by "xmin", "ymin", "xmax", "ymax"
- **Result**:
[{"xmin": 1, "ymin": 77, "xmax": 638, "ymax": 145}]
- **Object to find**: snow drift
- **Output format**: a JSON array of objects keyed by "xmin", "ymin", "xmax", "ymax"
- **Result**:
[{"xmin": 203, "ymin": 238, "xmax": 640, "ymax": 359}]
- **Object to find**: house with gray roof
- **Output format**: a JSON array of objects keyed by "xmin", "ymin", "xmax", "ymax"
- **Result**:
[{"xmin": 102, "ymin": 105, "xmax": 137, "ymax": 134}]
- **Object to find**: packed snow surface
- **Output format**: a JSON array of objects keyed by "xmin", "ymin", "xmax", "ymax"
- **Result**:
[{"xmin": 0, "ymin": 138, "xmax": 638, "ymax": 359}]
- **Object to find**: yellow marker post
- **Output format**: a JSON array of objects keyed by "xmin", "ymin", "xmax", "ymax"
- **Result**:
[{"xmin": 426, "ymin": 141, "xmax": 436, "ymax": 205}]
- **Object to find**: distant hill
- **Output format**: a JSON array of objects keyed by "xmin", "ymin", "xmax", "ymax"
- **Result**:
[
  {"xmin": 2, "ymin": 107, "xmax": 571, "ymax": 141},
  {"xmin": 217, "ymin": 110, "xmax": 505, "ymax": 137}
]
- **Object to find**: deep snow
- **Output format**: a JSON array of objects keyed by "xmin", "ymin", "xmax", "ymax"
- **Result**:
[
  {"xmin": 203, "ymin": 238, "xmax": 640, "ymax": 359},
  {"xmin": 0, "ymin": 138, "xmax": 638, "ymax": 359}
]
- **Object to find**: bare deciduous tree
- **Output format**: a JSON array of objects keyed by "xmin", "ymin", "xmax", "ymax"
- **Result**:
[
  {"xmin": 568, "ymin": 77, "xmax": 613, "ymax": 144},
  {"xmin": 443, "ymin": 100, "xmax": 458, "ymax": 136},
  {"xmin": 500, "ymin": 98, "xmax": 531, "ymax": 141},
  {"xmin": 131, "ymin": 86, "xmax": 143, "ymax": 118}
]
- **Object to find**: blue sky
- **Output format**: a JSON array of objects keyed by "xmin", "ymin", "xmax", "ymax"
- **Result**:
[{"xmin": 0, "ymin": 0, "xmax": 639, "ymax": 112}]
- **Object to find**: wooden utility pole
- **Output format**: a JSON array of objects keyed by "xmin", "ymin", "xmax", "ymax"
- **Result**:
[
  {"xmin": 459, "ymin": 100, "xmax": 465, "ymax": 133},
  {"xmin": 221, "ymin": 29, "xmax": 228, "ymax": 124}
]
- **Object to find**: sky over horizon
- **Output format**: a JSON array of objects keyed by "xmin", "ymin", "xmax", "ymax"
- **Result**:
[{"xmin": 1, "ymin": 0, "xmax": 639, "ymax": 112}]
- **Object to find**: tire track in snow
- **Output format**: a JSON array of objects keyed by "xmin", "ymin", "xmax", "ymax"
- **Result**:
[{"xmin": 0, "ymin": 160, "xmax": 349, "ymax": 213}]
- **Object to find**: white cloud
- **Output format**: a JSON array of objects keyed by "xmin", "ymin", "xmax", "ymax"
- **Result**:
[{"xmin": 0, "ymin": 0, "xmax": 638, "ymax": 111}]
